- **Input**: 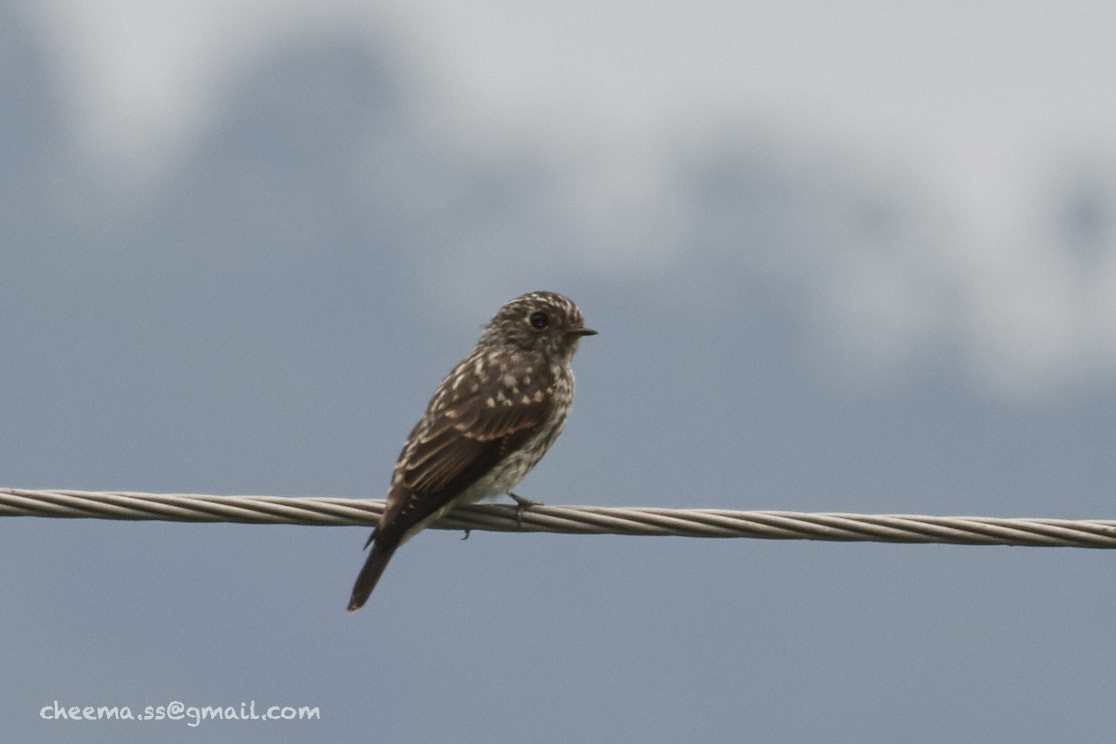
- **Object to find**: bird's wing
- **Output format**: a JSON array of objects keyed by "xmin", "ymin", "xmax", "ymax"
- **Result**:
[{"xmin": 376, "ymin": 359, "xmax": 554, "ymax": 542}]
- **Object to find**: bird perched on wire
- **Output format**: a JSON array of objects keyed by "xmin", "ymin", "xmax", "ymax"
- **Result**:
[{"xmin": 348, "ymin": 291, "xmax": 596, "ymax": 611}]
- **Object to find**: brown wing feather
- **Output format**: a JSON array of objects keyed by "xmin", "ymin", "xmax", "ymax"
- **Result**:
[{"xmin": 375, "ymin": 359, "xmax": 554, "ymax": 543}]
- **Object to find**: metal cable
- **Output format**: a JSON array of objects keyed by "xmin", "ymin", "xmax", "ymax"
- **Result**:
[{"xmin": 2, "ymin": 488, "xmax": 1115, "ymax": 548}]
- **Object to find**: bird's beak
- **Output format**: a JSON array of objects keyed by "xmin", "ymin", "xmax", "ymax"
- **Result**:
[{"xmin": 570, "ymin": 326, "xmax": 598, "ymax": 337}]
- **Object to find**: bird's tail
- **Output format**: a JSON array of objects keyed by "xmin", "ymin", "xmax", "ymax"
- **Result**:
[{"xmin": 348, "ymin": 539, "xmax": 398, "ymax": 612}]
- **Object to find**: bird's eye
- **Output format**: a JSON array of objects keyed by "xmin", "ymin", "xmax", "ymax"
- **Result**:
[{"xmin": 529, "ymin": 311, "xmax": 549, "ymax": 330}]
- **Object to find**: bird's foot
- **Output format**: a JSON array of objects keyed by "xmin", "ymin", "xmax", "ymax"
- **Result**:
[
  {"xmin": 462, "ymin": 529, "xmax": 471, "ymax": 541},
  {"xmin": 508, "ymin": 492, "xmax": 541, "ymax": 527}
]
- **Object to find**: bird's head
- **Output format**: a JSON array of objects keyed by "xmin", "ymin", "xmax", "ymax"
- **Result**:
[{"xmin": 482, "ymin": 291, "xmax": 596, "ymax": 361}]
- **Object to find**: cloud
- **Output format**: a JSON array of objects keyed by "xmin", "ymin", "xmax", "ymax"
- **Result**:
[{"xmin": 14, "ymin": 0, "xmax": 1116, "ymax": 400}]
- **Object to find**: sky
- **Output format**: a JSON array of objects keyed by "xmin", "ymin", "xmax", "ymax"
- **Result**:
[{"xmin": 3, "ymin": 1, "xmax": 1116, "ymax": 741}]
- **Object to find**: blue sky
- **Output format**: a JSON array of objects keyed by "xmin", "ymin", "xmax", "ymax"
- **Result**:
[{"xmin": 3, "ymin": 2, "xmax": 1116, "ymax": 742}]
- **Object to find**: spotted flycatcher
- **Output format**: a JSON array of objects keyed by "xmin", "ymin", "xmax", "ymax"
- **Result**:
[{"xmin": 348, "ymin": 291, "xmax": 595, "ymax": 611}]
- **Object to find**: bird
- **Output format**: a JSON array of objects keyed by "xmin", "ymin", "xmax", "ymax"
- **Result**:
[{"xmin": 348, "ymin": 291, "xmax": 596, "ymax": 611}]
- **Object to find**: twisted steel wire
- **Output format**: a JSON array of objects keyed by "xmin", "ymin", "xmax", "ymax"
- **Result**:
[{"xmin": 2, "ymin": 488, "xmax": 1115, "ymax": 548}]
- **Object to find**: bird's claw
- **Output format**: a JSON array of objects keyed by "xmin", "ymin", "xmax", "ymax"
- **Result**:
[{"xmin": 509, "ymin": 492, "xmax": 541, "ymax": 528}]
